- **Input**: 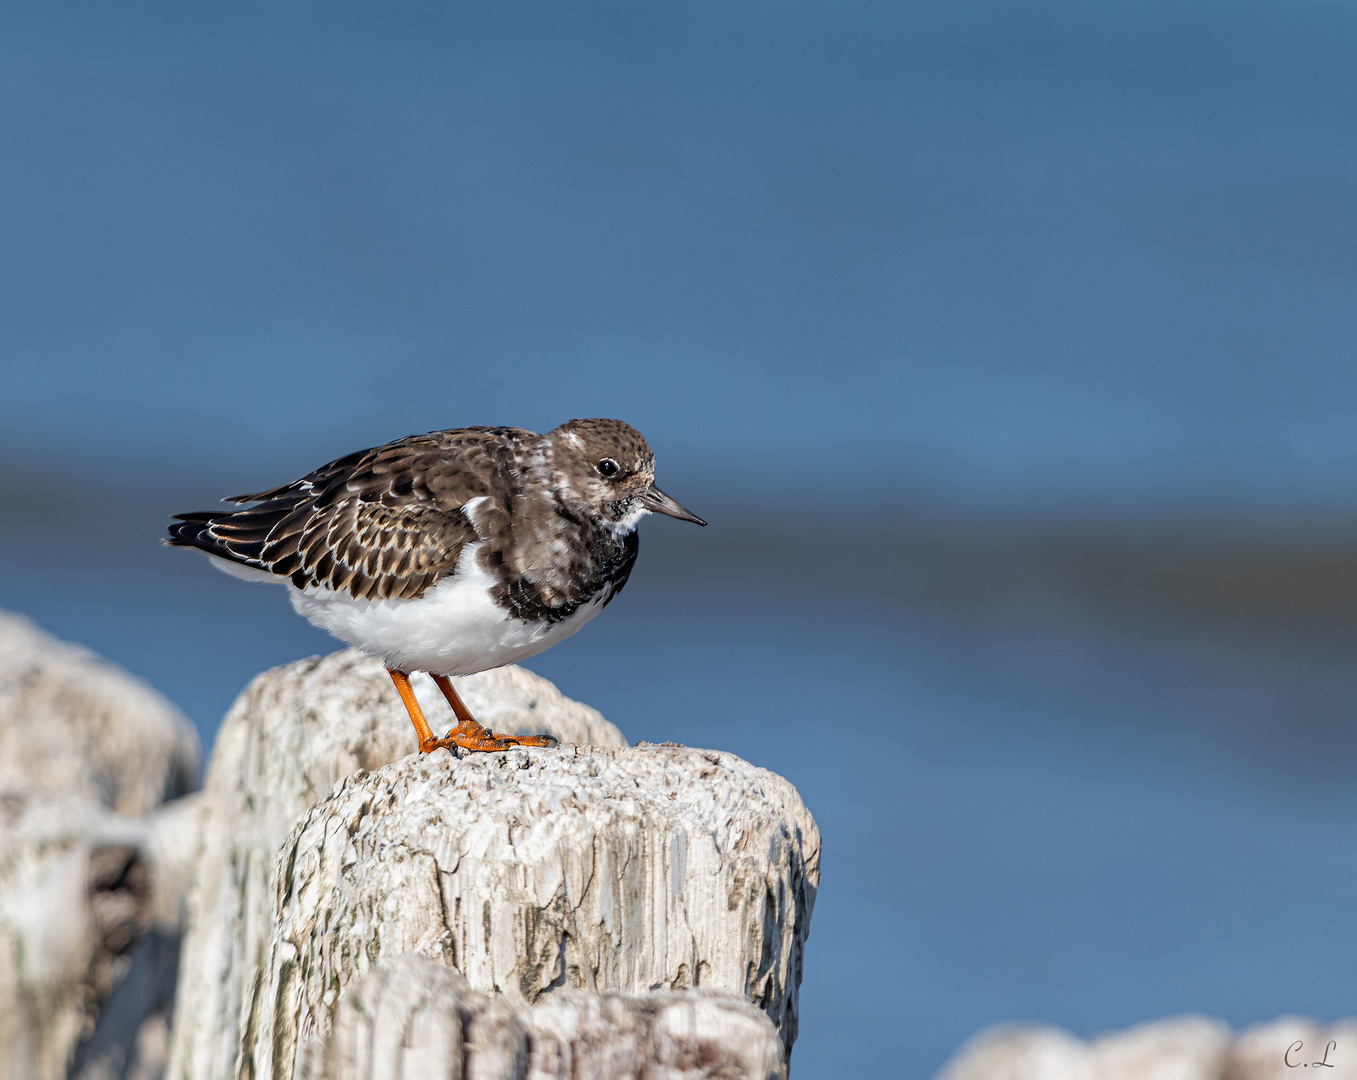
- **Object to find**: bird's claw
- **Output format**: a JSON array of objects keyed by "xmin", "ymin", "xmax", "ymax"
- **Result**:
[{"xmin": 421, "ymin": 727, "xmax": 558, "ymax": 754}]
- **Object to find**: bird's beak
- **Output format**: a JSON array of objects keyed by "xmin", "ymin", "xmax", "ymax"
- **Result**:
[{"xmin": 641, "ymin": 484, "xmax": 706, "ymax": 526}]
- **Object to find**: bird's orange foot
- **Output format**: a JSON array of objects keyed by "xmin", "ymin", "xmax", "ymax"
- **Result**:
[{"xmin": 420, "ymin": 718, "xmax": 558, "ymax": 754}]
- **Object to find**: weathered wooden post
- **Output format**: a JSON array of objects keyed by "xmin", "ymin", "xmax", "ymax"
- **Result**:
[{"xmin": 166, "ymin": 650, "xmax": 819, "ymax": 1080}]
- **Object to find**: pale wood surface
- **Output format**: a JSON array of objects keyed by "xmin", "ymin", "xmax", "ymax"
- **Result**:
[
  {"xmin": 168, "ymin": 650, "xmax": 629, "ymax": 1080},
  {"xmin": 936, "ymin": 1016, "xmax": 1357, "ymax": 1080},
  {"xmin": 0, "ymin": 610, "xmax": 198, "ymax": 815},
  {"xmin": 237, "ymin": 740, "xmax": 818, "ymax": 1079},
  {"xmin": 295, "ymin": 955, "xmax": 786, "ymax": 1080},
  {"xmin": 0, "ymin": 609, "xmax": 200, "ymax": 1080}
]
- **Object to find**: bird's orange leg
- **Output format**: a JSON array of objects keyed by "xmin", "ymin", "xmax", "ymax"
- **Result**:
[
  {"xmin": 387, "ymin": 668, "xmax": 445, "ymax": 753},
  {"xmin": 428, "ymin": 673, "xmax": 557, "ymax": 751}
]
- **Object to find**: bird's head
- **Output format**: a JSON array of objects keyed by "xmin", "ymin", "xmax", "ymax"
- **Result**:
[{"xmin": 546, "ymin": 418, "xmax": 706, "ymax": 531}]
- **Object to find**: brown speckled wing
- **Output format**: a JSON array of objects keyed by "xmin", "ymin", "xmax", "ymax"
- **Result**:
[{"xmin": 168, "ymin": 429, "xmax": 526, "ymax": 600}]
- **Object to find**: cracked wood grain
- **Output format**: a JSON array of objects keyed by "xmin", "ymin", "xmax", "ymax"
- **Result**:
[
  {"xmin": 167, "ymin": 650, "xmax": 626, "ymax": 1080},
  {"xmin": 295, "ymin": 954, "xmax": 787, "ymax": 1080},
  {"xmin": 236, "ymin": 743, "xmax": 818, "ymax": 1080}
]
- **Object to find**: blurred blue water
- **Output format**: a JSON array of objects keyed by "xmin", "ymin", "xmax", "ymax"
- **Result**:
[
  {"xmin": 2, "ymin": 0, "xmax": 1356, "ymax": 514},
  {"xmin": 3, "ymin": 3, "xmax": 1357, "ymax": 1077}
]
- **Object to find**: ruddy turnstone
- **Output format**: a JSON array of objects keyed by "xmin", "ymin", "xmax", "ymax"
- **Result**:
[{"xmin": 167, "ymin": 418, "xmax": 704, "ymax": 753}]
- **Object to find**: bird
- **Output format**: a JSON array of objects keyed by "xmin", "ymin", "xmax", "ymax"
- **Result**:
[{"xmin": 166, "ymin": 418, "xmax": 705, "ymax": 753}]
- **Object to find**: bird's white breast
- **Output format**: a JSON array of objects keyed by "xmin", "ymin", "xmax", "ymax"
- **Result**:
[{"xmin": 286, "ymin": 541, "xmax": 608, "ymax": 675}]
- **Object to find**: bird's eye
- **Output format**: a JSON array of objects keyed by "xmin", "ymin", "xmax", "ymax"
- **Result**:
[{"xmin": 596, "ymin": 458, "xmax": 621, "ymax": 478}]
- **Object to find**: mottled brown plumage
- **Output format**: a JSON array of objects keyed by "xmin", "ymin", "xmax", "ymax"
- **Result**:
[
  {"xmin": 167, "ymin": 417, "xmax": 703, "ymax": 618},
  {"xmin": 167, "ymin": 418, "xmax": 704, "ymax": 755},
  {"xmin": 170, "ymin": 428, "xmax": 509, "ymax": 601}
]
